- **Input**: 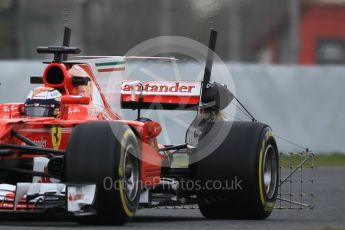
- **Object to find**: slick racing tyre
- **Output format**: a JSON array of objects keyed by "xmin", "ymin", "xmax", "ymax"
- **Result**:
[
  {"xmin": 191, "ymin": 121, "xmax": 279, "ymax": 219},
  {"xmin": 64, "ymin": 121, "xmax": 141, "ymax": 225}
]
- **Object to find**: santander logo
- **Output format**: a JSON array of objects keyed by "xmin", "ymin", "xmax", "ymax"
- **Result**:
[{"xmin": 121, "ymin": 80, "xmax": 201, "ymax": 96}]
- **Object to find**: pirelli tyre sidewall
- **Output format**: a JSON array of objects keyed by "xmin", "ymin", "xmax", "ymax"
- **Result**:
[
  {"xmin": 64, "ymin": 121, "xmax": 141, "ymax": 225},
  {"xmin": 115, "ymin": 128, "xmax": 141, "ymax": 217},
  {"xmin": 257, "ymin": 128, "xmax": 278, "ymax": 212},
  {"xmin": 191, "ymin": 121, "xmax": 279, "ymax": 219}
]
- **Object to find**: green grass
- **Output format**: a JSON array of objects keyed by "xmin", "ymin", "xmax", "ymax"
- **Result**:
[
  {"xmin": 171, "ymin": 154, "xmax": 189, "ymax": 168},
  {"xmin": 294, "ymin": 227, "xmax": 345, "ymax": 230},
  {"xmin": 280, "ymin": 152, "xmax": 345, "ymax": 167},
  {"xmin": 171, "ymin": 153, "xmax": 345, "ymax": 168}
]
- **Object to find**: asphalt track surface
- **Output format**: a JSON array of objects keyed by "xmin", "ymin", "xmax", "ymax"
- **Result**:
[{"xmin": 0, "ymin": 167, "xmax": 344, "ymax": 230}]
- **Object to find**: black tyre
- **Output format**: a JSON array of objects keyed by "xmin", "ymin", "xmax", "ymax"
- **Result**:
[
  {"xmin": 191, "ymin": 121, "xmax": 279, "ymax": 219},
  {"xmin": 64, "ymin": 121, "xmax": 141, "ymax": 225}
]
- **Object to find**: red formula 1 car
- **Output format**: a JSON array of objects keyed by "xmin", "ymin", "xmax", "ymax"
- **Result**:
[{"xmin": 0, "ymin": 28, "xmax": 279, "ymax": 224}]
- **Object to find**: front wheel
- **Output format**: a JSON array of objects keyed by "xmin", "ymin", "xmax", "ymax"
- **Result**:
[
  {"xmin": 64, "ymin": 121, "xmax": 141, "ymax": 225},
  {"xmin": 192, "ymin": 121, "xmax": 279, "ymax": 219}
]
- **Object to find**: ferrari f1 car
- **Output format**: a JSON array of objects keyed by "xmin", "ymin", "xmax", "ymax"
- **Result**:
[{"xmin": 0, "ymin": 28, "xmax": 279, "ymax": 224}]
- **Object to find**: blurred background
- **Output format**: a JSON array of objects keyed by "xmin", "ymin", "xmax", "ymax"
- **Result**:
[
  {"xmin": 2, "ymin": 0, "xmax": 345, "ymax": 63},
  {"xmin": 0, "ymin": 0, "xmax": 345, "ymax": 153}
]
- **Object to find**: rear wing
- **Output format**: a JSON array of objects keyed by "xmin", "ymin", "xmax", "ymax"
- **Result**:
[{"xmin": 121, "ymin": 80, "xmax": 201, "ymax": 110}]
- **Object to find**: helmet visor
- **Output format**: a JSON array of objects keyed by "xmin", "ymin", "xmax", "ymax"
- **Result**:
[
  {"xmin": 24, "ymin": 106, "xmax": 53, "ymax": 117},
  {"xmin": 24, "ymin": 98, "xmax": 60, "ymax": 117}
]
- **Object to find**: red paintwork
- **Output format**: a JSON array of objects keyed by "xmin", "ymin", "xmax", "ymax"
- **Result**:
[
  {"xmin": 300, "ymin": 5, "xmax": 345, "ymax": 64},
  {"xmin": 0, "ymin": 62, "xmax": 164, "ymax": 187},
  {"xmin": 121, "ymin": 95, "xmax": 200, "ymax": 105}
]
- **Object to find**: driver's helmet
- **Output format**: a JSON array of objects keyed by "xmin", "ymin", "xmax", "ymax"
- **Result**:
[{"xmin": 24, "ymin": 86, "xmax": 62, "ymax": 117}]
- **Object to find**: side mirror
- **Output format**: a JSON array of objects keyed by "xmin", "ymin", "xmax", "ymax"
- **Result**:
[
  {"xmin": 201, "ymin": 82, "xmax": 233, "ymax": 110},
  {"xmin": 61, "ymin": 95, "xmax": 91, "ymax": 105},
  {"xmin": 72, "ymin": 76, "xmax": 91, "ymax": 86}
]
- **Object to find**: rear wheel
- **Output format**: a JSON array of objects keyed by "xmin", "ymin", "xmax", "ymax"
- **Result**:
[
  {"xmin": 191, "ymin": 121, "xmax": 279, "ymax": 219},
  {"xmin": 64, "ymin": 121, "xmax": 141, "ymax": 225}
]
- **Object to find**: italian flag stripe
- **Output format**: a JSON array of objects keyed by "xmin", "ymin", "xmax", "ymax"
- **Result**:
[
  {"xmin": 98, "ymin": 67, "xmax": 125, "ymax": 72},
  {"xmin": 95, "ymin": 61, "xmax": 126, "ymax": 72},
  {"xmin": 95, "ymin": 61, "xmax": 125, "ymax": 67}
]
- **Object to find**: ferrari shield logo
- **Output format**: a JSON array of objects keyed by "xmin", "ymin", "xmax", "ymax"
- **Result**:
[{"xmin": 51, "ymin": 126, "xmax": 62, "ymax": 150}]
